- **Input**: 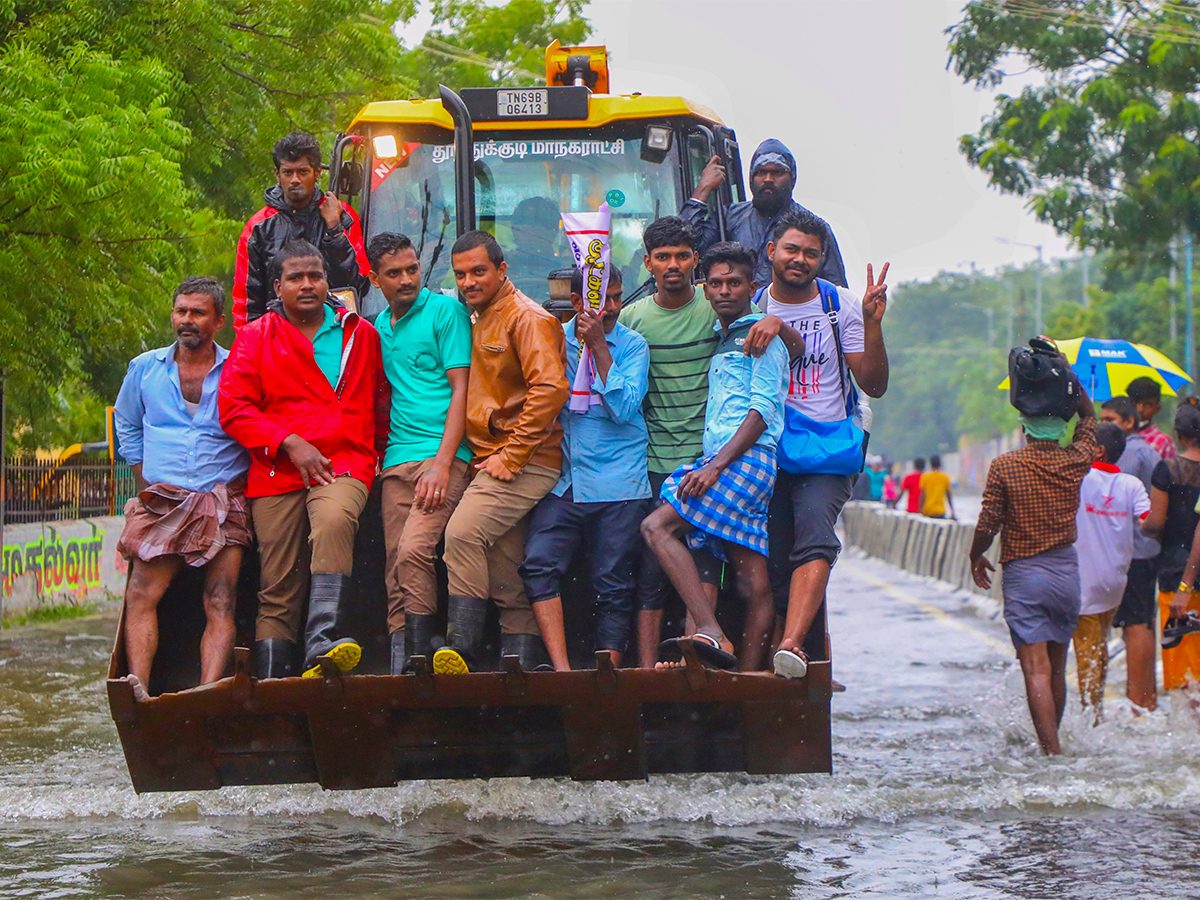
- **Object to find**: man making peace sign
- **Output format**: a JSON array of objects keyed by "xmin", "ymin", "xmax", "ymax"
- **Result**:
[{"xmin": 750, "ymin": 208, "xmax": 891, "ymax": 678}]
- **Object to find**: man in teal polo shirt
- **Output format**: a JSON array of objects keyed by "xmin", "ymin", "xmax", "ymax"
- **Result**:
[{"xmin": 369, "ymin": 232, "xmax": 473, "ymax": 674}]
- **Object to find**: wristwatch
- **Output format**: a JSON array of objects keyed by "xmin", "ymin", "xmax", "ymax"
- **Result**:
[{"xmin": 326, "ymin": 225, "xmax": 344, "ymax": 238}]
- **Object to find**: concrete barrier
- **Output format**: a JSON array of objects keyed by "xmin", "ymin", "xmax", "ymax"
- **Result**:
[
  {"xmin": 1, "ymin": 516, "xmax": 128, "ymax": 620},
  {"xmin": 841, "ymin": 502, "xmax": 1002, "ymax": 603}
]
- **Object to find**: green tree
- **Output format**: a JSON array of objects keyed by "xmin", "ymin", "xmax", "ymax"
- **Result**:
[
  {"xmin": 0, "ymin": 0, "xmax": 592, "ymax": 449},
  {"xmin": 0, "ymin": 41, "xmax": 192, "ymax": 449},
  {"xmin": 948, "ymin": 0, "xmax": 1200, "ymax": 253},
  {"xmin": 402, "ymin": 0, "xmax": 590, "ymax": 96}
]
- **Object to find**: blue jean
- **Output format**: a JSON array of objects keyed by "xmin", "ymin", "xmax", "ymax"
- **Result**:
[{"xmin": 519, "ymin": 490, "xmax": 646, "ymax": 654}]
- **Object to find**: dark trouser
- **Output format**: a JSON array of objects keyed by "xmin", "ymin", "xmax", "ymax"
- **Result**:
[
  {"xmin": 636, "ymin": 470, "xmax": 722, "ymax": 611},
  {"xmin": 768, "ymin": 470, "xmax": 856, "ymax": 613},
  {"xmin": 520, "ymin": 490, "xmax": 645, "ymax": 654}
]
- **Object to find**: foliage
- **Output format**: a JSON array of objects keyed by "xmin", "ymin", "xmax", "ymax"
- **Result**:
[
  {"xmin": 948, "ymin": 0, "xmax": 1200, "ymax": 253},
  {"xmin": 401, "ymin": 1, "xmax": 589, "ymax": 96},
  {"xmin": 0, "ymin": 41, "xmax": 191, "ymax": 449},
  {"xmin": 868, "ymin": 250, "xmax": 1189, "ymax": 461},
  {"xmin": 0, "ymin": 0, "xmax": 591, "ymax": 448}
]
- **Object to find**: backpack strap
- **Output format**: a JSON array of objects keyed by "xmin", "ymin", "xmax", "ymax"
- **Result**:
[{"xmin": 817, "ymin": 278, "xmax": 859, "ymax": 420}]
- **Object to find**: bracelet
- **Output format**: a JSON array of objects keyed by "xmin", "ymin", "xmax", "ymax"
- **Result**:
[{"xmin": 1179, "ymin": 581, "xmax": 1193, "ymax": 593}]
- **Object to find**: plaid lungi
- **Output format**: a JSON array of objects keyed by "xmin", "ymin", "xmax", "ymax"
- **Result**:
[
  {"xmin": 662, "ymin": 445, "xmax": 776, "ymax": 557},
  {"xmin": 117, "ymin": 480, "xmax": 252, "ymax": 567}
]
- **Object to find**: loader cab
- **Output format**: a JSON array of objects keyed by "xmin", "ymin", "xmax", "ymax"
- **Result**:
[{"xmin": 330, "ymin": 43, "xmax": 745, "ymax": 318}]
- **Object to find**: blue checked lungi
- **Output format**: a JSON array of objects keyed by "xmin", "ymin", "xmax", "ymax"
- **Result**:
[{"xmin": 661, "ymin": 445, "xmax": 776, "ymax": 557}]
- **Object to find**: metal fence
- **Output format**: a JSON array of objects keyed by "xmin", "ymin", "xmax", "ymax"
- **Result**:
[{"xmin": 2, "ymin": 456, "xmax": 137, "ymax": 524}]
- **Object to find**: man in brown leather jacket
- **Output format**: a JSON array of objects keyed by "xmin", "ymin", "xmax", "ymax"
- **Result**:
[{"xmin": 434, "ymin": 230, "xmax": 570, "ymax": 673}]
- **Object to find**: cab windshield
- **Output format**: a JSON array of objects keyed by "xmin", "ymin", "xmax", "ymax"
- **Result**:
[{"xmin": 364, "ymin": 129, "xmax": 682, "ymax": 315}]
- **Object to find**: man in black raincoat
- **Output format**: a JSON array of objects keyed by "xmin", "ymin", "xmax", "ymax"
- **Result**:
[{"xmin": 681, "ymin": 138, "xmax": 847, "ymax": 289}]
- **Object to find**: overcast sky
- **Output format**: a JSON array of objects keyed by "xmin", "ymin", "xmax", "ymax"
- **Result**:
[
  {"xmin": 585, "ymin": 0, "xmax": 1073, "ymax": 290},
  {"xmin": 403, "ymin": 0, "xmax": 1075, "ymax": 291}
]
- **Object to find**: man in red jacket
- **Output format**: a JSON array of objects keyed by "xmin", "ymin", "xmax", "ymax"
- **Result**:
[
  {"xmin": 220, "ymin": 240, "xmax": 388, "ymax": 679},
  {"xmin": 232, "ymin": 132, "xmax": 371, "ymax": 328}
]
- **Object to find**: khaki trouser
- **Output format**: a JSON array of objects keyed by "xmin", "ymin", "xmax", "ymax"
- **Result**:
[
  {"xmin": 380, "ymin": 458, "xmax": 471, "ymax": 632},
  {"xmin": 1072, "ymin": 609, "xmax": 1115, "ymax": 711},
  {"xmin": 443, "ymin": 464, "xmax": 559, "ymax": 635},
  {"xmin": 251, "ymin": 477, "xmax": 369, "ymax": 642}
]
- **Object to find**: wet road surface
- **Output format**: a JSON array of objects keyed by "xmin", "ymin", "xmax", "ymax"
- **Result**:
[{"xmin": 2, "ymin": 552, "xmax": 1197, "ymax": 899}]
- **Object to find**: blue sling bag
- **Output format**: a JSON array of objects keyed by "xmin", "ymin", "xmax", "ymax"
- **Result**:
[{"xmin": 766, "ymin": 280, "xmax": 869, "ymax": 476}]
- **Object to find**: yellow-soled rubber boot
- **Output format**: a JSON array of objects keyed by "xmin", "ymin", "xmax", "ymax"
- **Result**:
[
  {"xmin": 432, "ymin": 646, "xmax": 469, "ymax": 675},
  {"xmin": 302, "ymin": 639, "xmax": 361, "ymax": 678}
]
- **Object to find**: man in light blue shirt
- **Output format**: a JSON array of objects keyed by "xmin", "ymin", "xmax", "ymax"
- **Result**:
[
  {"xmin": 642, "ymin": 242, "xmax": 789, "ymax": 672},
  {"xmin": 113, "ymin": 277, "xmax": 250, "ymax": 698},
  {"xmin": 519, "ymin": 267, "xmax": 651, "ymax": 670}
]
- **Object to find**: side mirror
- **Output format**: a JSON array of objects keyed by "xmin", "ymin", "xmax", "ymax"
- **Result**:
[{"xmin": 339, "ymin": 161, "xmax": 365, "ymax": 199}]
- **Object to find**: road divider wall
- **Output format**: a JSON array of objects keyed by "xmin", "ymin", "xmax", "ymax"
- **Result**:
[
  {"xmin": 1, "ymin": 516, "xmax": 128, "ymax": 621},
  {"xmin": 841, "ymin": 502, "xmax": 1002, "ymax": 602}
]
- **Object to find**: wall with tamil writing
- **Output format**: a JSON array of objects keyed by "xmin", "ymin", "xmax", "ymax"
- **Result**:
[{"xmin": 1, "ymin": 516, "xmax": 127, "ymax": 619}]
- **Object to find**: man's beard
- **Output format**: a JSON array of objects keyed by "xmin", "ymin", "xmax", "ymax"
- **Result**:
[
  {"xmin": 176, "ymin": 328, "xmax": 203, "ymax": 348},
  {"xmin": 752, "ymin": 185, "xmax": 788, "ymax": 214}
]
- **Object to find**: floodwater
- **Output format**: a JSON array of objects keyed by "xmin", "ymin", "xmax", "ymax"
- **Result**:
[{"xmin": 3, "ymin": 553, "xmax": 1198, "ymax": 899}]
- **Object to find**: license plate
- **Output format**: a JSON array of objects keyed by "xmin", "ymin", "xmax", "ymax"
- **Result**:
[{"xmin": 496, "ymin": 89, "xmax": 548, "ymax": 117}]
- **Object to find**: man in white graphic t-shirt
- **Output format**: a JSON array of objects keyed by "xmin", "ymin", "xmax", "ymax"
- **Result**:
[{"xmin": 748, "ymin": 208, "xmax": 891, "ymax": 679}]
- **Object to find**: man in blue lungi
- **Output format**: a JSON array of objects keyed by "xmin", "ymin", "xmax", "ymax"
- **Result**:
[{"xmin": 641, "ymin": 241, "xmax": 791, "ymax": 671}]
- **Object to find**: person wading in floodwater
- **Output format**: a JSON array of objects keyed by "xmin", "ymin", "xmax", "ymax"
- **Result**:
[{"xmin": 969, "ymin": 346, "xmax": 1098, "ymax": 756}]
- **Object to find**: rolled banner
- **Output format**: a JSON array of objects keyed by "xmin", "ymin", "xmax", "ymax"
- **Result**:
[{"xmin": 562, "ymin": 202, "xmax": 612, "ymax": 413}]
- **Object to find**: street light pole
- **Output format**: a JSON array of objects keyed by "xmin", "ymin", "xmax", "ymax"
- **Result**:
[
  {"xmin": 997, "ymin": 238, "xmax": 1045, "ymax": 334},
  {"xmin": 1187, "ymin": 230, "xmax": 1195, "ymax": 381}
]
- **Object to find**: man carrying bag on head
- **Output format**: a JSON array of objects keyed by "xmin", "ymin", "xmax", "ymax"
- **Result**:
[{"xmin": 746, "ymin": 209, "xmax": 890, "ymax": 679}]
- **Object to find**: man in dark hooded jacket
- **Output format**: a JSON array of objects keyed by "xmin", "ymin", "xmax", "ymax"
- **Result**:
[
  {"xmin": 681, "ymin": 138, "xmax": 847, "ymax": 288},
  {"xmin": 233, "ymin": 132, "xmax": 371, "ymax": 328}
]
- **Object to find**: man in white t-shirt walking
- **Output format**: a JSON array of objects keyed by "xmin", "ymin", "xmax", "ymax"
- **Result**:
[
  {"xmin": 1073, "ymin": 422, "xmax": 1151, "ymax": 723},
  {"xmin": 750, "ymin": 209, "xmax": 891, "ymax": 678}
]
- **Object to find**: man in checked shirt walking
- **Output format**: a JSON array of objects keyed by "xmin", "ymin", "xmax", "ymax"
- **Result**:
[{"xmin": 969, "ymin": 359, "xmax": 1099, "ymax": 756}]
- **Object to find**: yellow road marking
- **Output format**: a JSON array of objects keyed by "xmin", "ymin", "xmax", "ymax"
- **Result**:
[{"xmin": 852, "ymin": 566, "xmax": 1126, "ymax": 701}]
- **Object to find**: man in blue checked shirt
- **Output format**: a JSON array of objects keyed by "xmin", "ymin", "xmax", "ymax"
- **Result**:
[
  {"xmin": 113, "ymin": 277, "xmax": 250, "ymax": 698},
  {"xmin": 519, "ymin": 267, "xmax": 650, "ymax": 670},
  {"xmin": 641, "ymin": 242, "xmax": 791, "ymax": 672}
]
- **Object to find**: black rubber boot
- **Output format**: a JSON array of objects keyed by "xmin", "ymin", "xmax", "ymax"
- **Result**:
[
  {"xmin": 389, "ymin": 631, "xmax": 407, "ymax": 676},
  {"xmin": 500, "ymin": 633, "xmax": 552, "ymax": 672},
  {"xmin": 405, "ymin": 613, "xmax": 439, "ymax": 665},
  {"xmin": 445, "ymin": 595, "xmax": 489, "ymax": 669},
  {"xmin": 254, "ymin": 639, "xmax": 296, "ymax": 679},
  {"xmin": 302, "ymin": 573, "xmax": 361, "ymax": 677}
]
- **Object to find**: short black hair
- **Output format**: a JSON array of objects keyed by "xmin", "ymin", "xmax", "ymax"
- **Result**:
[
  {"xmin": 172, "ymin": 276, "xmax": 225, "ymax": 317},
  {"xmin": 273, "ymin": 132, "xmax": 322, "ymax": 170},
  {"xmin": 930, "ymin": 455, "xmax": 942, "ymax": 469},
  {"xmin": 702, "ymin": 241, "xmax": 757, "ymax": 281},
  {"xmin": 913, "ymin": 457, "xmax": 926, "ymax": 471},
  {"xmin": 772, "ymin": 207, "xmax": 830, "ymax": 251},
  {"xmin": 451, "ymin": 230, "xmax": 504, "ymax": 267},
  {"xmin": 1101, "ymin": 396, "xmax": 1138, "ymax": 422},
  {"xmin": 570, "ymin": 265, "xmax": 622, "ymax": 296},
  {"xmin": 366, "ymin": 232, "xmax": 415, "ymax": 272},
  {"xmin": 643, "ymin": 216, "xmax": 698, "ymax": 254},
  {"xmin": 1095, "ymin": 422, "xmax": 1127, "ymax": 464},
  {"xmin": 1176, "ymin": 401, "xmax": 1200, "ymax": 444},
  {"xmin": 1127, "ymin": 376, "xmax": 1163, "ymax": 404},
  {"xmin": 272, "ymin": 240, "xmax": 326, "ymax": 282}
]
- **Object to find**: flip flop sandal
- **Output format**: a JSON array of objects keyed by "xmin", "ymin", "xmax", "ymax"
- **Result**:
[
  {"xmin": 772, "ymin": 647, "xmax": 808, "ymax": 680},
  {"xmin": 1161, "ymin": 612, "xmax": 1200, "ymax": 649},
  {"xmin": 658, "ymin": 634, "xmax": 738, "ymax": 670}
]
